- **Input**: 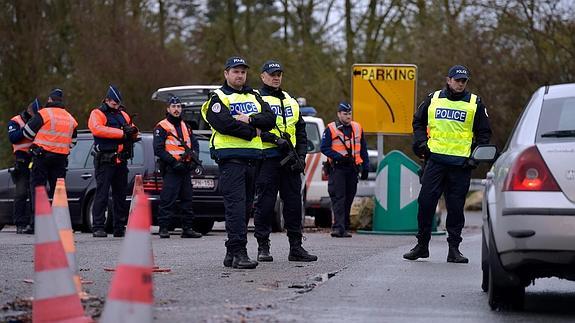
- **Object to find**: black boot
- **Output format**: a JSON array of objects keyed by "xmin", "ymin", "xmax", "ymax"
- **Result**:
[
  {"xmin": 288, "ymin": 234, "xmax": 318, "ymax": 262},
  {"xmin": 223, "ymin": 249, "xmax": 233, "ymax": 267},
  {"xmin": 113, "ymin": 227, "xmax": 125, "ymax": 237},
  {"xmin": 447, "ymin": 245, "xmax": 469, "ymax": 263},
  {"xmin": 232, "ymin": 248, "xmax": 258, "ymax": 269},
  {"xmin": 23, "ymin": 225, "xmax": 34, "ymax": 235},
  {"xmin": 181, "ymin": 228, "xmax": 202, "ymax": 238},
  {"xmin": 159, "ymin": 227, "xmax": 170, "ymax": 239},
  {"xmin": 403, "ymin": 243, "xmax": 429, "ymax": 260},
  {"xmin": 289, "ymin": 245, "xmax": 318, "ymax": 262},
  {"xmin": 257, "ymin": 239, "xmax": 273, "ymax": 262}
]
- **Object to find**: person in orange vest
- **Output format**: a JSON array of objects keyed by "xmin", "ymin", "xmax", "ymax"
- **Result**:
[
  {"xmin": 320, "ymin": 102, "xmax": 369, "ymax": 238},
  {"xmin": 23, "ymin": 89, "xmax": 78, "ymax": 232},
  {"xmin": 7, "ymin": 98, "xmax": 40, "ymax": 234},
  {"xmin": 88, "ymin": 85, "xmax": 138, "ymax": 238},
  {"xmin": 153, "ymin": 96, "xmax": 202, "ymax": 239}
]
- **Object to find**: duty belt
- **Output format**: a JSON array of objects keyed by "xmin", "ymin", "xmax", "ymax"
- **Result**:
[{"xmin": 222, "ymin": 158, "xmax": 258, "ymax": 166}]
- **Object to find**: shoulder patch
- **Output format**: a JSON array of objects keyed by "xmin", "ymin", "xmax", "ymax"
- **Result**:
[
  {"xmin": 155, "ymin": 129, "xmax": 161, "ymax": 136},
  {"xmin": 212, "ymin": 102, "xmax": 222, "ymax": 113}
]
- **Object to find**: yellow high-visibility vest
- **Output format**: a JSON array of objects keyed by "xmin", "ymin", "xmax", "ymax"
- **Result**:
[
  {"xmin": 201, "ymin": 89, "xmax": 263, "ymax": 151},
  {"xmin": 258, "ymin": 91, "xmax": 299, "ymax": 150},
  {"xmin": 427, "ymin": 90, "xmax": 477, "ymax": 157}
]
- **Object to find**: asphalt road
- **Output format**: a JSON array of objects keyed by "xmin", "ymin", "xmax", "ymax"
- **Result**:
[{"xmin": 1, "ymin": 212, "xmax": 574, "ymax": 322}]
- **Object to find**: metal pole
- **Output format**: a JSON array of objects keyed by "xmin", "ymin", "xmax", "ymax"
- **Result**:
[{"xmin": 377, "ymin": 133, "xmax": 384, "ymax": 164}]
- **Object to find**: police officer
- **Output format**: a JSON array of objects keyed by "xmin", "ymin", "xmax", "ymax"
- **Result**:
[
  {"xmin": 23, "ymin": 89, "xmax": 78, "ymax": 231},
  {"xmin": 403, "ymin": 65, "xmax": 491, "ymax": 263},
  {"xmin": 201, "ymin": 56, "xmax": 275, "ymax": 269},
  {"xmin": 320, "ymin": 102, "xmax": 369, "ymax": 238},
  {"xmin": 88, "ymin": 85, "xmax": 139, "ymax": 238},
  {"xmin": 253, "ymin": 60, "xmax": 317, "ymax": 262},
  {"xmin": 154, "ymin": 96, "xmax": 202, "ymax": 239},
  {"xmin": 7, "ymin": 99, "xmax": 40, "ymax": 234}
]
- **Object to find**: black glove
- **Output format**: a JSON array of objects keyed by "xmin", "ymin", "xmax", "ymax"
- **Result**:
[
  {"xmin": 345, "ymin": 155, "xmax": 356, "ymax": 165},
  {"xmin": 463, "ymin": 158, "xmax": 478, "ymax": 169},
  {"xmin": 275, "ymin": 138, "xmax": 290, "ymax": 151},
  {"xmin": 360, "ymin": 168, "xmax": 369, "ymax": 180},
  {"xmin": 123, "ymin": 125, "xmax": 138, "ymax": 140},
  {"xmin": 415, "ymin": 141, "xmax": 430, "ymax": 159},
  {"xmin": 172, "ymin": 161, "xmax": 187, "ymax": 173}
]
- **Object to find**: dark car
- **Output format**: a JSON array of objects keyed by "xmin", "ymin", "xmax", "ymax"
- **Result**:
[{"xmin": 0, "ymin": 130, "xmax": 224, "ymax": 234}]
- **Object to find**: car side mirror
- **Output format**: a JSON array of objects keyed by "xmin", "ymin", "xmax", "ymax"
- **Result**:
[
  {"xmin": 471, "ymin": 144, "xmax": 498, "ymax": 162},
  {"xmin": 307, "ymin": 141, "xmax": 316, "ymax": 152}
]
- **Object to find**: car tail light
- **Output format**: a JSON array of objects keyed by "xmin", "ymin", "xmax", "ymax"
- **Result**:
[
  {"xmin": 321, "ymin": 168, "xmax": 329, "ymax": 181},
  {"xmin": 503, "ymin": 146, "xmax": 560, "ymax": 191},
  {"xmin": 143, "ymin": 172, "xmax": 163, "ymax": 193}
]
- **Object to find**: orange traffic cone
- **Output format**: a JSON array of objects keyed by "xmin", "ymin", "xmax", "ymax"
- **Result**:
[
  {"xmin": 100, "ymin": 191, "xmax": 154, "ymax": 323},
  {"xmin": 132, "ymin": 174, "xmax": 171, "ymax": 273},
  {"xmin": 103, "ymin": 175, "xmax": 170, "ymax": 273},
  {"xmin": 128, "ymin": 174, "xmax": 144, "ymax": 214},
  {"xmin": 33, "ymin": 186, "xmax": 92, "ymax": 323},
  {"xmin": 53, "ymin": 178, "xmax": 84, "ymax": 297}
]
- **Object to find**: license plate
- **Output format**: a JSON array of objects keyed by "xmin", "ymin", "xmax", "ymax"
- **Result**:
[{"xmin": 192, "ymin": 178, "xmax": 215, "ymax": 189}]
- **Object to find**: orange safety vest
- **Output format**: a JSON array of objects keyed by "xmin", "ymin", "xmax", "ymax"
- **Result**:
[
  {"xmin": 33, "ymin": 108, "xmax": 77, "ymax": 155},
  {"xmin": 327, "ymin": 121, "xmax": 363, "ymax": 165},
  {"xmin": 10, "ymin": 115, "xmax": 33, "ymax": 153},
  {"xmin": 157, "ymin": 119, "xmax": 192, "ymax": 160}
]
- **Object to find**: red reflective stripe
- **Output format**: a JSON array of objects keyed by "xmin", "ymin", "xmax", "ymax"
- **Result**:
[
  {"xmin": 126, "ymin": 192, "xmax": 151, "ymax": 230},
  {"xmin": 35, "ymin": 186, "xmax": 52, "ymax": 216},
  {"xmin": 306, "ymin": 153, "xmax": 321, "ymax": 189},
  {"xmin": 33, "ymin": 294, "xmax": 87, "ymax": 322},
  {"xmin": 35, "ymin": 241, "xmax": 69, "ymax": 271},
  {"xmin": 108, "ymin": 265, "xmax": 153, "ymax": 303}
]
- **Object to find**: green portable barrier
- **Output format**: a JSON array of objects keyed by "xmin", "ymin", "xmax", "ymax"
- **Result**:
[{"xmin": 358, "ymin": 150, "xmax": 444, "ymax": 235}]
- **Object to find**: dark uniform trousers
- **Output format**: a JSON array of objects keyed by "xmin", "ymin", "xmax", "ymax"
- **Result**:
[
  {"xmin": 219, "ymin": 159, "xmax": 258, "ymax": 252},
  {"xmin": 11, "ymin": 160, "xmax": 31, "ymax": 227},
  {"xmin": 158, "ymin": 167, "xmax": 194, "ymax": 229},
  {"xmin": 254, "ymin": 156, "xmax": 303, "ymax": 240},
  {"xmin": 30, "ymin": 153, "xmax": 68, "ymax": 225},
  {"xmin": 416, "ymin": 158, "xmax": 471, "ymax": 247},
  {"xmin": 328, "ymin": 164, "xmax": 358, "ymax": 234},
  {"xmin": 92, "ymin": 159, "xmax": 128, "ymax": 232}
]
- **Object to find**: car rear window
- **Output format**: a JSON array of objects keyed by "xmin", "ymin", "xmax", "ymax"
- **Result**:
[
  {"xmin": 536, "ymin": 97, "xmax": 575, "ymax": 143},
  {"xmin": 305, "ymin": 122, "xmax": 321, "ymax": 153},
  {"xmin": 68, "ymin": 140, "xmax": 93, "ymax": 169},
  {"xmin": 198, "ymin": 140, "xmax": 216, "ymax": 166},
  {"xmin": 129, "ymin": 141, "xmax": 144, "ymax": 165}
]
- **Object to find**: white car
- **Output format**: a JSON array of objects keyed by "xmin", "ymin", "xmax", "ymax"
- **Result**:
[
  {"xmin": 356, "ymin": 149, "xmax": 379, "ymax": 197},
  {"xmin": 481, "ymin": 83, "xmax": 575, "ymax": 310}
]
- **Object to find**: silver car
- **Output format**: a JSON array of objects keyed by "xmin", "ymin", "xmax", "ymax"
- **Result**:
[{"xmin": 481, "ymin": 83, "xmax": 575, "ymax": 310}]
